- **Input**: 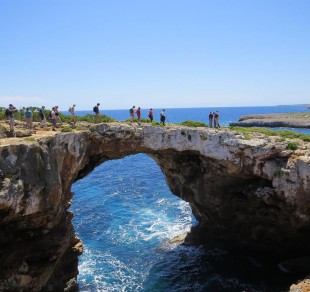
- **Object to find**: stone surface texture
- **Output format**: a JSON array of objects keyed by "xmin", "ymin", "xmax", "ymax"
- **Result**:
[{"xmin": 0, "ymin": 123, "xmax": 310, "ymax": 291}]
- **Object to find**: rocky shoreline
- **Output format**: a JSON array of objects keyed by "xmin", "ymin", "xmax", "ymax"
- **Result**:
[{"xmin": 229, "ymin": 113, "xmax": 310, "ymax": 128}]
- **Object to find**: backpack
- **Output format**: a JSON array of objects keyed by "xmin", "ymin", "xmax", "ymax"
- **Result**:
[
  {"xmin": 129, "ymin": 108, "xmax": 134, "ymax": 114},
  {"xmin": 68, "ymin": 107, "xmax": 72, "ymax": 113},
  {"xmin": 39, "ymin": 109, "xmax": 44, "ymax": 118},
  {"xmin": 93, "ymin": 106, "xmax": 97, "ymax": 113},
  {"xmin": 49, "ymin": 111, "xmax": 52, "ymax": 118},
  {"xmin": 5, "ymin": 108, "xmax": 10, "ymax": 117}
]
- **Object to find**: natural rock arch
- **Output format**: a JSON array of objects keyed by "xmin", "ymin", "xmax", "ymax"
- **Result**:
[{"xmin": 0, "ymin": 123, "xmax": 310, "ymax": 291}]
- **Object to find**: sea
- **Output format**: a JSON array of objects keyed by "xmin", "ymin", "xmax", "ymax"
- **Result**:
[{"xmin": 70, "ymin": 105, "xmax": 310, "ymax": 292}]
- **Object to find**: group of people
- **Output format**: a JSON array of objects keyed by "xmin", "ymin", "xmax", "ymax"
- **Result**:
[
  {"xmin": 5, "ymin": 104, "xmax": 69, "ymax": 134},
  {"xmin": 38, "ymin": 105, "xmax": 64, "ymax": 131},
  {"xmin": 208, "ymin": 111, "xmax": 220, "ymax": 128},
  {"xmin": 129, "ymin": 106, "xmax": 166, "ymax": 126},
  {"xmin": 7, "ymin": 102, "xmax": 168, "ymax": 133},
  {"xmin": 5, "ymin": 104, "xmax": 41, "ymax": 133}
]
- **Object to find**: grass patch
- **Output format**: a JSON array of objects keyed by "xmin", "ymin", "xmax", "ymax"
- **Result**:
[
  {"xmin": 25, "ymin": 137, "xmax": 36, "ymax": 142},
  {"xmin": 230, "ymin": 126, "xmax": 310, "ymax": 142},
  {"xmin": 179, "ymin": 120, "xmax": 208, "ymax": 128},
  {"xmin": 151, "ymin": 121, "xmax": 160, "ymax": 126}
]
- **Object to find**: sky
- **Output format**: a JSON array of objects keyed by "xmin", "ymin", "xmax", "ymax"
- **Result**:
[{"xmin": 0, "ymin": 0, "xmax": 309, "ymax": 110}]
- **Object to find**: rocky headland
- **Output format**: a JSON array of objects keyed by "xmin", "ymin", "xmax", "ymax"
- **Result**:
[
  {"xmin": 229, "ymin": 112, "xmax": 310, "ymax": 128},
  {"xmin": 0, "ymin": 122, "xmax": 310, "ymax": 291}
]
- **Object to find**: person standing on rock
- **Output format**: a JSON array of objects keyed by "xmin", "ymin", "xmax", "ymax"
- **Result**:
[
  {"xmin": 93, "ymin": 103, "xmax": 100, "ymax": 123},
  {"xmin": 214, "ymin": 111, "xmax": 220, "ymax": 128},
  {"xmin": 24, "ymin": 107, "xmax": 34, "ymax": 132},
  {"xmin": 50, "ymin": 107, "xmax": 57, "ymax": 131},
  {"xmin": 69, "ymin": 104, "xmax": 76, "ymax": 124},
  {"xmin": 160, "ymin": 109, "xmax": 166, "ymax": 126},
  {"xmin": 6, "ymin": 104, "xmax": 17, "ymax": 134},
  {"xmin": 54, "ymin": 106, "xmax": 62, "ymax": 127},
  {"xmin": 148, "ymin": 108, "xmax": 153, "ymax": 122},
  {"xmin": 129, "ymin": 106, "xmax": 135, "ymax": 123},
  {"xmin": 136, "ymin": 107, "xmax": 141, "ymax": 125},
  {"xmin": 209, "ymin": 111, "xmax": 213, "ymax": 127},
  {"xmin": 39, "ymin": 106, "xmax": 46, "ymax": 128}
]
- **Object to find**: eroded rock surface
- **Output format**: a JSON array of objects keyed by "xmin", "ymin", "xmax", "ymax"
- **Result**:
[{"xmin": 0, "ymin": 123, "xmax": 310, "ymax": 291}]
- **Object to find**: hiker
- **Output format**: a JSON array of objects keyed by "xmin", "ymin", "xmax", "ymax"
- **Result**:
[
  {"xmin": 136, "ymin": 107, "xmax": 141, "ymax": 125},
  {"xmin": 69, "ymin": 104, "xmax": 76, "ymax": 124},
  {"xmin": 6, "ymin": 104, "xmax": 17, "ymax": 133},
  {"xmin": 54, "ymin": 106, "xmax": 62, "ymax": 126},
  {"xmin": 129, "ymin": 106, "xmax": 135, "ymax": 123},
  {"xmin": 39, "ymin": 106, "xmax": 46, "ymax": 128},
  {"xmin": 214, "ymin": 111, "xmax": 220, "ymax": 128},
  {"xmin": 50, "ymin": 107, "xmax": 57, "ymax": 131},
  {"xmin": 148, "ymin": 108, "xmax": 153, "ymax": 122},
  {"xmin": 208, "ymin": 111, "xmax": 213, "ymax": 127},
  {"xmin": 160, "ymin": 109, "xmax": 166, "ymax": 126},
  {"xmin": 93, "ymin": 103, "xmax": 100, "ymax": 123},
  {"xmin": 24, "ymin": 107, "xmax": 34, "ymax": 132}
]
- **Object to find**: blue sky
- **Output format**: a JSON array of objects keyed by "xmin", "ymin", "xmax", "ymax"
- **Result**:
[{"xmin": 0, "ymin": 0, "xmax": 309, "ymax": 110}]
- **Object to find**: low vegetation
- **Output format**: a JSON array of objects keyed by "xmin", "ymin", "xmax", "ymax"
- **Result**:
[
  {"xmin": 179, "ymin": 120, "xmax": 208, "ymax": 127},
  {"xmin": 25, "ymin": 137, "xmax": 36, "ymax": 142},
  {"xmin": 61, "ymin": 126, "xmax": 73, "ymax": 132},
  {"xmin": 286, "ymin": 141, "xmax": 299, "ymax": 150},
  {"xmin": 230, "ymin": 126, "xmax": 310, "ymax": 142}
]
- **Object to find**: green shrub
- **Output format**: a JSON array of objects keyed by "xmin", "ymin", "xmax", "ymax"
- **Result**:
[
  {"xmin": 151, "ymin": 121, "xmax": 160, "ymax": 126},
  {"xmin": 179, "ymin": 120, "xmax": 208, "ymax": 127},
  {"xmin": 79, "ymin": 114, "xmax": 115, "ymax": 123},
  {"xmin": 286, "ymin": 141, "xmax": 299, "ymax": 150},
  {"xmin": 61, "ymin": 126, "xmax": 73, "ymax": 132}
]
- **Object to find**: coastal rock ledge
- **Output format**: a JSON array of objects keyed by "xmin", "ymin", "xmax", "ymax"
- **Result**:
[{"xmin": 1, "ymin": 123, "xmax": 310, "ymax": 291}]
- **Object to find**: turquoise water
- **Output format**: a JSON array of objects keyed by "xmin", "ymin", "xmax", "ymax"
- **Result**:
[{"xmin": 71, "ymin": 105, "xmax": 310, "ymax": 291}]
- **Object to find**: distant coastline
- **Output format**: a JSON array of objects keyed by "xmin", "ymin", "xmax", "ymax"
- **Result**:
[{"xmin": 230, "ymin": 112, "xmax": 310, "ymax": 129}]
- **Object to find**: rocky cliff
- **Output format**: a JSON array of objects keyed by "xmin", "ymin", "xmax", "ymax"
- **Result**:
[{"xmin": 1, "ymin": 123, "xmax": 310, "ymax": 291}]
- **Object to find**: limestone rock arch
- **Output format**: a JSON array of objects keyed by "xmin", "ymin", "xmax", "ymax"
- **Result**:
[{"xmin": 0, "ymin": 123, "xmax": 310, "ymax": 291}]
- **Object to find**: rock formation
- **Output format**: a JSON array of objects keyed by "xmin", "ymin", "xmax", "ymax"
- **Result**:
[
  {"xmin": 0, "ymin": 123, "xmax": 310, "ymax": 291},
  {"xmin": 229, "ymin": 112, "xmax": 310, "ymax": 128}
]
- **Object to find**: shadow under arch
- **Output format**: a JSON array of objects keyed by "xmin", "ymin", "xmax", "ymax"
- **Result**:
[
  {"xmin": 70, "ymin": 151, "xmax": 305, "ymax": 292},
  {"xmin": 71, "ymin": 153, "xmax": 196, "ymax": 291}
]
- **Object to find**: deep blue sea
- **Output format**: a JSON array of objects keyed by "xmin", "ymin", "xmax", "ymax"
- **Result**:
[{"xmin": 71, "ymin": 105, "xmax": 310, "ymax": 292}]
